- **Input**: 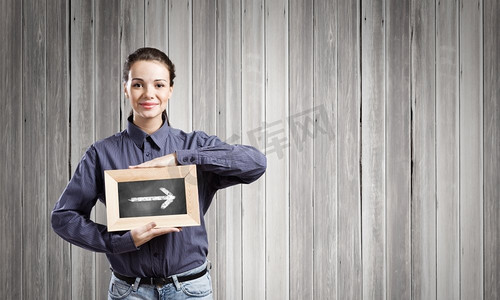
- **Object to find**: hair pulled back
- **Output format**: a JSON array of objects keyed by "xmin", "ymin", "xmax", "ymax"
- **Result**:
[{"xmin": 123, "ymin": 47, "xmax": 176, "ymax": 86}]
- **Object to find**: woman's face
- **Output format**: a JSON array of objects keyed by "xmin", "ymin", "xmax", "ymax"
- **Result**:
[{"xmin": 124, "ymin": 60, "xmax": 173, "ymax": 125}]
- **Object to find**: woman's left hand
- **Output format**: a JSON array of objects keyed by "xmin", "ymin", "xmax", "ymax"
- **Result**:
[{"xmin": 129, "ymin": 153, "xmax": 178, "ymax": 168}]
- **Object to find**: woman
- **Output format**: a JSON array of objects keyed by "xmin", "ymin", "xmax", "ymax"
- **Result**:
[{"xmin": 51, "ymin": 47, "xmax": 266, "ymax": 299}]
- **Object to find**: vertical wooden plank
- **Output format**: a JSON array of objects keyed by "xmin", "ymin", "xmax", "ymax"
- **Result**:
[
  {"xmin": 94, "ymin": 0, "xmax": 120, "ymax": 298},
  {"xmin": 145, "ymin": 0, "xmax": 168, "ymax": 124},
  {"xmin": 169, "ymin": 0, "xmax": 192, "ymax": 132},
  {"xmin": 361, "ymin": 0, "xmax": 386, "ymax": 298},
  {"xmin": 436, "ymin": 0, "xmax": 460, "ymax": 299},
  {"xmin": 192, "ymin": 0, "xmax": 216, "ymax": 135},
  {"xmin": 385, "ymin": 0, "xmax": 411, "ymax": 298},
  {"xmin": 337, "ymin": 0, "xmax": 362, "ymax": 298},
  {"xmin": 484, "ymin": 0, "xmax": 500, "ymax": 298},
  {"xmin": 411, "ymin": 0, "xmax": 436, "ymax": 298},
  {"xmin": 46, "ymin": 0, "xmax": 71, "ymax": 298},
  {"xmin": 241, "ymin": 0, "xmax": 266, "ymax": 298},
  {"xmin": 192, "ymin": 0, "xmax": 218, "ymax": 296},
  {"xmin": 289, "ymin": 0, "xmax": 314, "ymax": 298},
  {"xmin": 313, "ymin": 0, "xmax": 337, "ymax": 299},
  {"xmin": 145, "ymin": 0, "xmax": 168, "ymax": 50},
  {"xmin": 459, "ymin": 0, "xmax": 483, "ymax": 298},
  {"xmin": 265, "ymin": 0, "xmax": 289, "ymax": 298},
  {"xmin": 216, "ymin": 0, "xmax": 243, "ymax": 298},
  {"xmin": 22, "ymin": 0, "xmax": 47, "ymax": 298},
  {"xmin": 0, "ymin": 0, "xmax": 23, "ymax": 298},
  {"xmin": 71, "ymin": 0, "xmax": 96, "ymax": 298},
  {"xmin": 120, "ymin": 0, "xmax": 145, "ymax": 129}
]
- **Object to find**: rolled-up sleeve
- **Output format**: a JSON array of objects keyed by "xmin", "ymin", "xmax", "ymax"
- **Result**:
[
  {"xmin": 51, "ymin": 145, "xmax": 138, "ymax": 254},
  {"xmin": 176, "ymin": 133, "xmax": 267, "ymax": 189}
]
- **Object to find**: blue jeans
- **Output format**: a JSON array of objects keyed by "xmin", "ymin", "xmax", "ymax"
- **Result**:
[{"xmin": 108, "ymin": 261, "xmax": 213, "ymax": 300}]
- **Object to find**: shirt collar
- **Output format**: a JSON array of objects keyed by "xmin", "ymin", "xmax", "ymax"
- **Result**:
[{"xmin": 126, "ymin": 115, "xmax": 170, "ymax": 149}]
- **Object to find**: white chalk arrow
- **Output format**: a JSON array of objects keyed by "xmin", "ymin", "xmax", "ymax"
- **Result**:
[{"xmin": 128, "ymin": 187, "xmax": 176, "ymax": 209}]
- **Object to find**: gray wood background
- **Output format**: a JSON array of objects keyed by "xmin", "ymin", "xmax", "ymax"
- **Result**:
[{"xmin": 1, "ymin": 0, "xmax": 499, "ymax": 299}]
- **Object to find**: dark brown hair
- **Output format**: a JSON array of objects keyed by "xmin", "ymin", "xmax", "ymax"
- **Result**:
[
  {"xmin": 124, "ymin": 47, "xmax": 175, "ymax": 126},
  {"xmin": 123, "ymin": 47, "xmax": 176, "ymax": 86}
]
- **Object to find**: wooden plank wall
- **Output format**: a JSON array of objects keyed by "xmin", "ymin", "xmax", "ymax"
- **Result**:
[
  {"xmin": 436, "ymin": 0, "xmax": 460, "ymax": 299},
  {"xmin": 1, "ymin": 0, "xmax": 499, "ymax": 299},
  {"xmin": 484, "ymin": 1, "xmax": 500, "ymax": 299}
]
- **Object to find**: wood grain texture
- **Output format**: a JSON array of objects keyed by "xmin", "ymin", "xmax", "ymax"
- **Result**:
[
  {"xmin": 22, "ymin": 0, "xmax": 47, "ymax": 298},
  {"xmin": 95, "ymin": 0, "xmax": 121, "ymax": 297},
  {"xmin": 484, "ymin": 0, "xmax": 500, "ymax": 298},
  {"xmin": 313, "ymin": 0, "xmax": 337, "ymax": 298},
  {"xmin": 385, "ymin": 0, "xmax": 411, "ymax": 298},
  {"xmin": 411, "ymin": 0, "xmax": 436, "ymax": 298},
  {"xmin": 361, "ymin": 0, "xmax": 386, "ymax": 298},
  {"xmin": 337, "ymin": 0, "xmax": 362, "ymax": 298},
  {"xmin": 289, "ymin": 0, "xmax": 314, "ymax": 298},
  {"xmin": 145, "ymin": 0, "xmax": 168, "ymax": 50},
  {"xmin": 241, "ymin": 0, "xmax": 266, "ymax": 298},
  {"xmin": 216, "ymin": 0, "xmax": 243, "ymax": 298},
  {"xmin": 265, "ymin": 0, "xmax": 290, "ymax": 298},
  {"xmin": 459, "ymin": 0, "xmax": 483, "ymax": 298},
  {"xmin": 4, "ymin": 1, "xmax": 500, "ymax": 298},
  {"xmin": 168, "ymin": 0, "xmax": 192, "ymax": 132},
  {"xmin": 0, "ymin": 0, "xmax": 23, "ymax": 298},
  {"xmin": 192, "ymin": 0, "xmax": 218, "ymax": 297},
  {"xmin": 120, "ymin": 0, "xmax": 145, "ymax": 129},
  {"xmin": 436, "ymin": 0, "xmax": 460, "ymax": 299},
  {"xmin": 46, "ymin": 0, "xmax": 71, "ymax": 298},
  {"xmin": 71, "ymin": 0, "xmax": 96, "ymax": 298},
  {"xmin": 192, "ymin": 0, "xmax": 216, "ymax": 135}
]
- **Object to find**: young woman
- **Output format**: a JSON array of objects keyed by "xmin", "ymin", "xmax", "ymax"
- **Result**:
[{"xmin": 51, "ymin": 47, "xmax": 266, "ymax": 300}]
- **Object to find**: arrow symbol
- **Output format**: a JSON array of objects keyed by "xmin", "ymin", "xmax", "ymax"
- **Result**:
[{"xmin": 128, "ymin": 187, "xmax": 176, "ymax": 209}]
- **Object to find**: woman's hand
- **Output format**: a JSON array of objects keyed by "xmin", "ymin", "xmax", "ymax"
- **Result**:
[
  {"xmin": 130, "ymin": 222, "xmax": 182, "ymax": 248},
  {"xmin": 128, "ymin": 154, "xmax": 181, "ymax": 247},
  {"xmin": 129, "ymin": 153, "xmax": 178, "ymax": 169}
]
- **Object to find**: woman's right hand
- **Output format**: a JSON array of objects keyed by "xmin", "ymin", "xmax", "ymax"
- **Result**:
[{"xmin": 130, "ymin": 222, "xmax": 182, "ymax": 248}]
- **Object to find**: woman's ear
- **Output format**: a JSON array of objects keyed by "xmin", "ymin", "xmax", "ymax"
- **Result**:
[{"xmin": 123, "ymin": 82, "xmax": 129, "ymax": 98}]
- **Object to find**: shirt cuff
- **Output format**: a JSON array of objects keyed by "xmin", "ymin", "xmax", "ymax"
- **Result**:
[
  {"xmin": 111, "ymin": 231, "xmax": 139, "ymax": 254},
  {"xmin": 176, "ymin": 150, "xmax": 199, "ymax": 165},
  {"xmin": 176, "ymin": 149, "xmax": 230, "ymax": 167}
]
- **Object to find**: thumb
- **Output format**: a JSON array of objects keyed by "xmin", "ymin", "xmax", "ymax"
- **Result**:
[
  {"xmin": 145, "ymin": 222, "xmax": 157, "ymax": 232},
  {"xmin": 137, "ymin": 222, "xmax": 156, "ymax": 235}
]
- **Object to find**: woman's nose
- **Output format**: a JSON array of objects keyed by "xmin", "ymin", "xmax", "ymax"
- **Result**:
[{"xmin": 144, "ymin": 86, "xmax": 154, "ymax": 98}]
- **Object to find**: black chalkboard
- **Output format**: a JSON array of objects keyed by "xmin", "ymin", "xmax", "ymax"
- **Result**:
[{"xmin": 118, "ymin": 178, "xmax": 187, "ymax": 218}]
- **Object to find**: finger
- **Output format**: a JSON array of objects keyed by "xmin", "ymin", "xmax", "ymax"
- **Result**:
[
  {"xmin": 150, "ymin": 227, "xmax": 181, "ymax": 238},
  {"xmin": 136, "ymin": 222, "xmax": 156, "ymax": 237},
  {"xmin": 129, "ymin": 161, "xmax": 153, "ymax": 169},
  {"xmin": 131, "ymin": 160, "xmax": 165, "ymax": 169},
  {"xmin": 145, "ymin": 222, "xmax": 157, "ymax": 231}
]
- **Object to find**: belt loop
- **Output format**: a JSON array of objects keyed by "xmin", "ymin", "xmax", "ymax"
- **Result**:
[
  {"xmin": 131, "ymin": 277, "xmax": 141, "ymax": 292},
  {"xmin": 171, "ymin": 275, "xmax": 181, "ymax": 290}
]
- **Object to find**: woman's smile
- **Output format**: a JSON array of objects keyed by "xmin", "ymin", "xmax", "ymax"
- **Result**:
[{"xmin": 139, "ymin": 101, "xmax": 159, "ymax": 109}]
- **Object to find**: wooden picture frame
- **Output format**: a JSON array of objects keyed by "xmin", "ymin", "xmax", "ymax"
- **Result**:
[{"xmin": 104, "ymin": 165, "xmax": 200, "ymax": 232}]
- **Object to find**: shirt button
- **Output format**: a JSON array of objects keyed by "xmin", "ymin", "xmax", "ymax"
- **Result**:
[
  {"xmin": 183, "ymin": 157, "xmax": 188, "ymax": 162},
  {"xmin": 190, "ymin": 157, "xmax": 195, "ymax": 163},
  {"xmin": 146, "ymin": 153, "xmax": 150, "ymax": 157}
]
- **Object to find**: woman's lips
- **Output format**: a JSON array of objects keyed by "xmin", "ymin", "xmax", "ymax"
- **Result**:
[{"xmin": 139, "ymin": 102, "xmax": 158, "ymax": 109}]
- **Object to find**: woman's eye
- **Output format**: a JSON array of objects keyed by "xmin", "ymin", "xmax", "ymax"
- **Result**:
[
  {"xmin": 156, "ymin": 84, "xmax": 165, "ymax": 88},
  {"xmin": 132, "ymin": 83, "xmax": 143, "ymax": 88}
]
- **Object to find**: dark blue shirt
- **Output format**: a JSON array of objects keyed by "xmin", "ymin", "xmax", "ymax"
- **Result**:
[{"xmin": 51, "ymin": 117, "xmax": 266, "ymax": 277}]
